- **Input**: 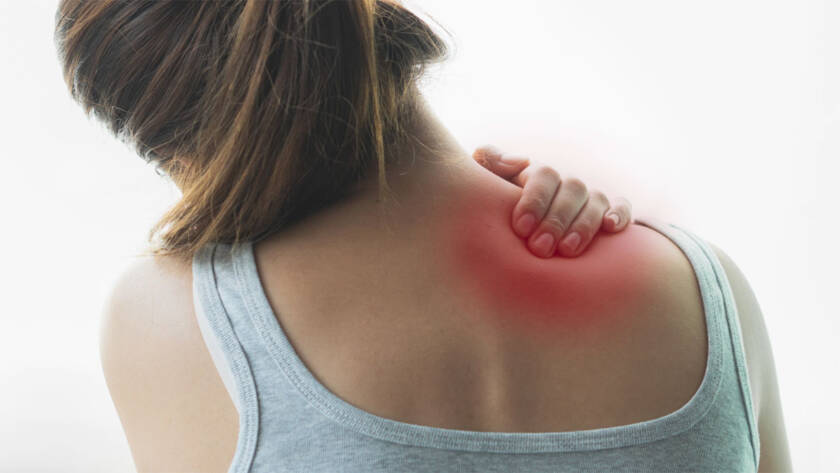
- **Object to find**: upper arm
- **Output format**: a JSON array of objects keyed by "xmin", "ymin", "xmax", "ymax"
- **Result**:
[
  {"xmin": 99, "ymin": 256, "xmax": 238, "ymax": 473},
  {"xmin": 709, "ymin": 243, "xmax": 793, "ymax": 473}
]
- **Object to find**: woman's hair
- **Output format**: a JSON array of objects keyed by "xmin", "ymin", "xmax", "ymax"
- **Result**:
[{"xmin": 54, "ymin": 0, "xmax": 448, "ymax": 261}]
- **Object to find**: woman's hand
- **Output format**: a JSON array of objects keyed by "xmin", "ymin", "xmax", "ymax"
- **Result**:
[{"xmin": 473, "ymin": 145, "xmax": 632, "ymax": 258}]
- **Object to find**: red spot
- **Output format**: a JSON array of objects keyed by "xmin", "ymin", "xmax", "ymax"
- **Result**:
[{"xmin": 437, "ymin": 191, "xmax": 659, "ymax": 338}]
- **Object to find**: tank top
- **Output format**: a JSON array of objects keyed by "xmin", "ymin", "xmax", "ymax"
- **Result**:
[{"xmin": 191, "ymin": 217, "xmax": 760, "ymax": 472}]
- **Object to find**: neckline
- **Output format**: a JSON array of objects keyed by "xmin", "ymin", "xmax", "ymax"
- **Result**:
[{"xmin": 228, "ymin": 218, "xmax": 725, "ymax": 453}]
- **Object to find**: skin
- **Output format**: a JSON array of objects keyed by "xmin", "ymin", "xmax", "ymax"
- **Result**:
[
  {"xmin": 440, "ymin": 188, "xmax": 658, "ymax": 336},
  {"xmin": 471, "ymin": 145, "xmax": 633, "ymax": 258},
  {"xmin": 99, "ymin": 94, "xmax": 791, "ymax": 472}
]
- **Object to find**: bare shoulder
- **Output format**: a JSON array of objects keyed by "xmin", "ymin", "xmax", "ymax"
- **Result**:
[
  {"xmin": 706, "ymin": 242, "xmax": 793, "ymax": 472},
  {"xmin": 99, "ymin": 253, "xmax": 238, "ymax": 473}
]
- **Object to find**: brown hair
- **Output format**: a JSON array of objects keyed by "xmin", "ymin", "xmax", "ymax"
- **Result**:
[{"xmin": 54, "ymin": 0, "xmax": 448, "ymax": 262}]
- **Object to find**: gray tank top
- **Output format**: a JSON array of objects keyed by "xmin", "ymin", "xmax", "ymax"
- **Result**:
[{"xmin": 191, "ymin": 217, "xmax": 760, "ymax": 472}]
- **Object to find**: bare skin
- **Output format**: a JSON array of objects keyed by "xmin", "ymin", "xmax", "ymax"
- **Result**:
[
  {"xmin": 254, "ymin": 157, "xmax": 709, "ymax": 430},
  {"xmin": 100, "ymin": 94, "xmax": 790, "ymax": 472}
]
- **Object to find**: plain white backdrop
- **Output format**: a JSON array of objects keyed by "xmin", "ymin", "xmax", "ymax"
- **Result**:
[{"xmin": 1, "ymin": 0, "xmax": 837, "ymax": 471}]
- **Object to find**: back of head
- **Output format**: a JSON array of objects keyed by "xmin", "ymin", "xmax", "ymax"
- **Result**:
[{"xmin": 53, "ymin": 0, "xmax": 448, "ymax": 261}]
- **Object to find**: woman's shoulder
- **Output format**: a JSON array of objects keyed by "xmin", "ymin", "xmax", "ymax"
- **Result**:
[
  {"xmin": 443, "ymin": 211, "xmax": 703, "ymax": 335},
  {"xmin": 99, "ymin": 254, "xmax": 238, "ymax": 472}
]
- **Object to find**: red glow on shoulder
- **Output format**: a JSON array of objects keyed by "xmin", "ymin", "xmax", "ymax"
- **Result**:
[{"xmin": 438, "ymin": 190, "xmax": 661, "ymax": 336}]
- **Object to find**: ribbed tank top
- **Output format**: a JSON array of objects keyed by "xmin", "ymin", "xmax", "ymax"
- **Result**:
[{"xmin": 191, "ymin": 217, "xmax": 760, "ymax": 472}]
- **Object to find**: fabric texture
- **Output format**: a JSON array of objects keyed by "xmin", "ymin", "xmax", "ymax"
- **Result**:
[{"xmin": 191, "ymin": 217, "xmax": 760, "ymax": 472}]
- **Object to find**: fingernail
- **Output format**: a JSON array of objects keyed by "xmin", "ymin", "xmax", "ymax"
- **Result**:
[
  {"xmin": 532, "ymin": 232, "xmax": 555, "ymax": 256},
  {"xmin": 607, "ymin": 213, "xmax": 620, "ymax": 227},
  {"xmin": 515, "ymin": 213, "xmax": 537, "ymax": 235},
  {"xmin": 561, "ymin": 231, "xmax": 581, "ymax": 253}
]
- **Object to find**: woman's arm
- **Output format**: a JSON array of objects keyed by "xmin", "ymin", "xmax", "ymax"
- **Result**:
[{"xmin": 710, "ymin": 243, "xmax": 793, "ymax": 472}]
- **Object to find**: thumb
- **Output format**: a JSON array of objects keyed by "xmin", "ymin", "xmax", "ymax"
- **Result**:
[{"xmin": 473, "ymin": 145, "xmax": 530, "ymax": 179}]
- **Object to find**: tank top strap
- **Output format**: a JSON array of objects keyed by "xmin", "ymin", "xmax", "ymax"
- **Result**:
[
  {"xmin": 192, "ymin": 243, "xmax": 260, "ymax": 473},
  {"xmin": 636, "ymin": 217, "xmax": 761, "ymax": 468}
]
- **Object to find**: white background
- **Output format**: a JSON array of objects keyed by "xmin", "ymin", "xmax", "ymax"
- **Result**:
[{"xmin": 1, "ymin": 0, "xmax": 837, "ymax": 471}]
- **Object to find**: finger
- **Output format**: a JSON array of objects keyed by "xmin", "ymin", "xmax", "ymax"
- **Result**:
[
  {"xmin": 510, "ymin": 165, "xmax": 563, "ymax": 240},
  {"xmin": 473, "ymin": 145, "xmax": 530, "ymax": 180},
  {"xmin": 508, "ymin": 164, "xmax": 535, "ymax": 188},
  {"xmin": 557, "ymin": 190, "xmax": 611, "ymax": 257},
  {"xmin": 601, "ymin": 196, "xmax": 633, "ymax": 232},
  {"xmin": 473, "ymin": 144, "xmax": 504, "ymax": 166},
  {"xmin": 525, "ymin": 176, "xmax": 589, "ymax": 258}
]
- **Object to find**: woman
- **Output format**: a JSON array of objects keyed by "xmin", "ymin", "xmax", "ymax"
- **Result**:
[{"xmin": 54, "ymin": 1, "xmax": 791, "ymax": 472}]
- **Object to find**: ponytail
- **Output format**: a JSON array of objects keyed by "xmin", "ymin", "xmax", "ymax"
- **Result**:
[{"xmin": 54, "ymin": 0, "xmax": 448, "ymax": 261}]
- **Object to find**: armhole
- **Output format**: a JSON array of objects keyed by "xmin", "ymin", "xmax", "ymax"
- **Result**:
[
  {"xmin": 194, "ymin": 292, "xmax": 241, "ymax": 414},
  {"xmin": 668, "ymin": 224, "xmax": 762, "ymax": 470}
]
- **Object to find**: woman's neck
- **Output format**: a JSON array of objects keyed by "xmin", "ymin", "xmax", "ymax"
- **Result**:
[
  {"xmin": 346, "ymin": 94, "xmax": 511, "ymax": 222},
  {"xmin": 268, "ymin": 93, "xmax": 521, "ymax": 253}
]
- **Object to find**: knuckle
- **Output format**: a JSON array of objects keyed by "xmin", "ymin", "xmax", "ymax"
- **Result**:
[
  {"xmin": 572, "ymin": 222, "xmax": 595, "ymax": 239},
  {"xmin": 534, "ymin": 165, "xmax": 561, "ymax": 181},
  {"xmin": 590, "ymin": 190, "xmax": 609, "ymax": 205},
  {"xmin": 521, "ymin": 194, "xmax": 550, "ymax": 212},
  {"xmin": 542, "ymin": 215, "xmax": 568, "ymax": 234},
  {"xmin": 563, "ymin": 177, "xmax": 587, "ymax": 194},
  {"xmin": 571, "ymin": 216, "xmax": 599, "ymax": 236}
]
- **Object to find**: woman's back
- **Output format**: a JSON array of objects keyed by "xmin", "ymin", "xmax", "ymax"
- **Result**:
[
  {"xmin": 190, "ymin": 174, "xmax": 759, "ymax": 471},
  {"xmin": 252, "ymin": 183, "xmax": 708, "ymax": 434}
]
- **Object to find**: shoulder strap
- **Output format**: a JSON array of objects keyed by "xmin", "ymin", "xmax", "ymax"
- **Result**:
[
  {"xmin": 636, "ymin": 217, "xmax": 761, "ymax": 469},
  {"xmin": 192, "ymin": 242, "xmax": 260, "ymax": 473},
  {"xmin": 668, "ymin": 221, "xmax": 761, "ymax": 468}
]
